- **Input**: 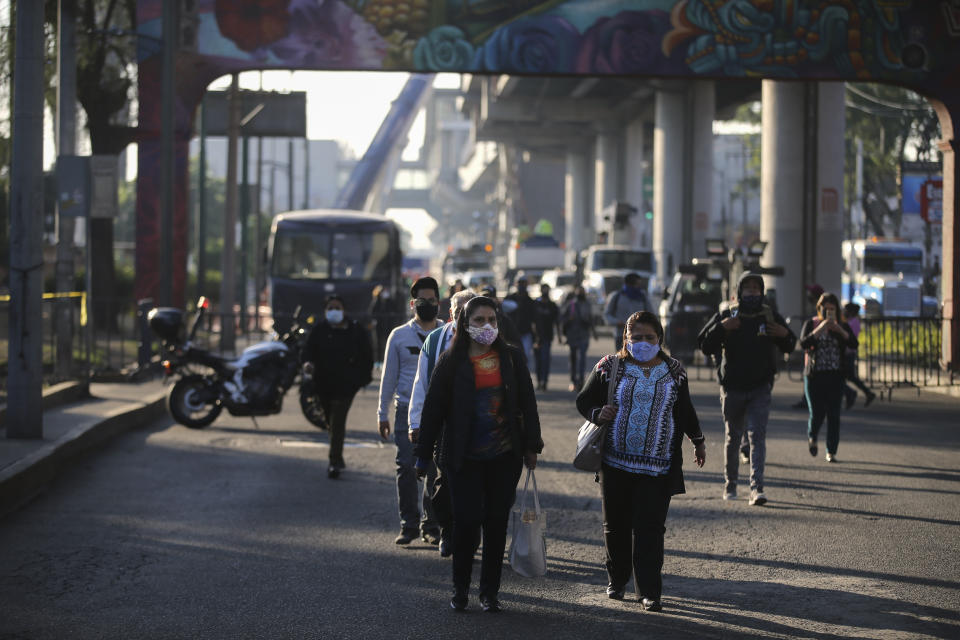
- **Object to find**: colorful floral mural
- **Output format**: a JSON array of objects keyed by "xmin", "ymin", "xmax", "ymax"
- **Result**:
[{"xmin": 133, "ymin": 0, "xmax": 959, "ymax": 305}]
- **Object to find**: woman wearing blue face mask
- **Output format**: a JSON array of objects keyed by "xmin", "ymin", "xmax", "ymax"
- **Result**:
[
  {"xmin": 576, "ymin": 310, "xmax": 705, "ymax": 612},
  {"xmin": 301, "ymin": 295, "xmax": 374, "ymax": 479}
]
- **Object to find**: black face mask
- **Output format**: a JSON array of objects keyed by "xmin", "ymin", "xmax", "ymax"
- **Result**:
[
  {"xmin": 415, "ymin": 300, "xmax": 439, "ymax": 322},
  {"xmin": 739, "ymin": 294, "xmax": 763, "ymax": 313}
]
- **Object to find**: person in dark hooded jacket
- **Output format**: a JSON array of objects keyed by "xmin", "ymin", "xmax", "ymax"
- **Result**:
[{"xmin": 698, "ymin": 273, "xmax": 796, "ymax": 505}]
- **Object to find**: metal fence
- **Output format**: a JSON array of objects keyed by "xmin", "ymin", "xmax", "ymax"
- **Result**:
[
  {"xmin": 858, "ymin": 316, "xmax": 956, "ymax": 394},
  {"xmin": 780, "ymin": 314, "xmax": 956, "ymax": 394}
]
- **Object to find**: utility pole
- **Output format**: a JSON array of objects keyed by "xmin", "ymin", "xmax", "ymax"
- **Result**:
[
  {"xmin": 158, "ymin": 0, "xmax": 178, "ymax": 306},
  {"xmin": 288, "ymin": 138, "xmax": 294, "ymax": 211},
  {"xmin": 255, "ymin": 135, "xmax": 263, "ymax": 330},
  {"xmin": 8, "ymin": 0, "xmax": 45, "ymax": 438},
  {"xmin": 55, "ymin": 0, "xmax": 77, "ymax": 382},
  {"xmin": 303, "ymin": 138, "xmax": 310, "ymax": 209},
  {"xmin": 240, "ymin": 131, "xmax": 249, "ymax": 333},
  {"xmin": 220, "ymin": 74, "xmax": 240, "ymax": 354},
  {"xmin": 197, "ymin": 97, "xmax": 208, "ymax": 298}
]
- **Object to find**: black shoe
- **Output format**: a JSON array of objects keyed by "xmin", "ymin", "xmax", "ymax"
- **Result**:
[
  {"xmin": 808, "ymin": 438, "xmax": 818, "ymax": 457},
  {"xmin": 640, "ymin": 598, "xmax": 662, "ymax": 612},
  {"xmin": 421, "ymin": 529, "xmax": 441, "ymax": 545},
  {"xmin": 845, "ymin": 392, "xmax": 856, "ymax": 410},
  {"xmin": 438, "ymin": 536, "xmax": 452, "ymax": 557},
  {"xmin": 479, "ymin": 594, "xmax": 502, "ymax": 613},
  {"xmin": 450, "ymin": 590, "xmax": 468, "ymax": 611},
  {"xmin": 864, "ymin": 392, "xmax": 876, "ymax": 407},
  {"xmin": 327, "ymin": 466, "xmax": 340, "ymax": 479},
  {"xmin": 395, "ymin": 529, "xmax": 419, "ymax": 545},
  {"xmin": 606, "ymin": 585, "xmax": 625, "ymax": 600}
]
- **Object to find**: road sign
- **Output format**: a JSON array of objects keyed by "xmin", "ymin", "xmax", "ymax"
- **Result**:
[
  {"xmin": 56, "ymin": 155, "xmax": 89, "ymax": 218},
  {"xmin": 201, "ymin": 90, "xmax": 307, "ymax": 137},
  {"xmin": 920, "ymin": 178, "xmax": 942, "ymax": 223}
]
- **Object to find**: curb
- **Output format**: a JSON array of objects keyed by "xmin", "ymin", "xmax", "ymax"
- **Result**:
[
  {"xmin": 0, "ymin": 391, "xmax": 167, "ymax": 518},
  {"xmin": 0, "ymin": 381, "xmax": 91, "ymax": 429}
]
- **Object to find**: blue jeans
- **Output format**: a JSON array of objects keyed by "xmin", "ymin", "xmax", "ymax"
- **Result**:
[
  {"xmin": 568, "ymin": 340, "xmax": 589, "ymax": 387},
  {"xmin": 805, "ymin": 372, "xmax": 843, "ymax": 455},
  {"xmin": 534, "ymin": 340, "xmax": 552, "ymax": 386},
  {"xmin": 394, "ymin": 403, "xmax": 437, "ymax": 534},
  {"xmin": 520, "ymin": 333, "xmax": 535, "ymax": 372}
]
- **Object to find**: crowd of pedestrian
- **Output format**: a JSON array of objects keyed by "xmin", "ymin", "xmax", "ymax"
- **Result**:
[{"xmin": 294, "ymin": 268, "xmax": 877, "ymax": 614}]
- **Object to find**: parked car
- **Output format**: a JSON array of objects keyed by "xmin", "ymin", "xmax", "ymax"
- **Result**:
[{"xmin": 659, "ymin": 265, "xmax": 723, "ymax": 363}]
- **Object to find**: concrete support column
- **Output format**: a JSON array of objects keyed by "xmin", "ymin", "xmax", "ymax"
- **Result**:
[
  {"xmin": 594, "ymin": 128, "xmax": 619, "ymax": 240},
  {"xmin": 930, "ymin": 99, "xmax": 959, "ymax": 371},
  {"xmin": 564, "ymin": 151, "xmax": 589, "ymax": 263},
  {"xmin": 690, "ymin": 80, "xmax": 715, "ymax": 259},
  {"xmin": 623, "ymin": 118, "xmax": 645, "ymax": 248},
  {"xmin": 815, "ymin": 83, "xmax": 846, "ymax": 297},
  {"xmin": 761, "ymin": 80, "xmax": 807, "ymax": 319},
  {"xmin": 654, "ymin": 88, "xmax": 685, "ymax": 287}
]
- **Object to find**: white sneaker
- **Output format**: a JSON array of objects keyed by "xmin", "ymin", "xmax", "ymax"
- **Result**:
[
  {"xmin": 722, "ymin": 484, "xmax": 737, "ymax": 500},
  {"xmin": 749, "ymin": 489, "xmax": 767, "ymax": 506},
  {"xmin": 826, "ymin": 453, "xmax": 837, "ymax": 463}
]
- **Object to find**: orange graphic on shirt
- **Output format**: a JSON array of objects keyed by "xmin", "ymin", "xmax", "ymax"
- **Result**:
[{"xmin": 471, "ymin": 350, "xmax": 502, "ymax": 390}]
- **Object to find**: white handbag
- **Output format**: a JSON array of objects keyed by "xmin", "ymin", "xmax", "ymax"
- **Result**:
[
  {"xmin": 509, "ymin": 467, "xmax": 547, "ymax": 577},
  {"xmin": 573, "ymin": 356, "xmax": 619, "ymax": 472}
]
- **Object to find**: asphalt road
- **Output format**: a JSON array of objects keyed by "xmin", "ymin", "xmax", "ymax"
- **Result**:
[{"xmin": 1, "ymin": 338, "xmax": 958, "ymax": 639}]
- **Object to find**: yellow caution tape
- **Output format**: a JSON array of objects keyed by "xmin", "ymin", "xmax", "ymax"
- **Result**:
[{"xmin": 0, "ymin": 291, "xmax": 88, "ymax": 326}]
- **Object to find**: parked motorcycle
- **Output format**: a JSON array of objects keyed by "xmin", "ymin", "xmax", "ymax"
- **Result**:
[{"xmin": 149, "ymin": 298, "xmax": 325, "ymax": 429}]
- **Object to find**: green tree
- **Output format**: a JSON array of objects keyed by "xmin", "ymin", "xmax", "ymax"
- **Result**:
[{"xmin": 844, "ymin": 83, "xmax": 941, "ymax": 237}]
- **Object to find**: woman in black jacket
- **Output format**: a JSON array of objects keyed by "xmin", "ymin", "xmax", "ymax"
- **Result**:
[
  {"xmin": 415, "ymin": 296, "xmax": 542, "ymax": 613},
  {"xmin": 800, "ymin": 292, "xmax": 858, "ymax": 462},
  {"xmin": 576, "ymin": 311, "xmax": 705, "ymax": 612}
]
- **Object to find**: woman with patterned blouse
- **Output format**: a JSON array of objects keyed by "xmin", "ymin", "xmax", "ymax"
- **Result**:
[
  {"xmin": 576, "ymin": 310, "xmax": 706, "ymax": 612},
  {"xmin": 800, "ymin": 292, "xmax": 858, "ymax": 463}
]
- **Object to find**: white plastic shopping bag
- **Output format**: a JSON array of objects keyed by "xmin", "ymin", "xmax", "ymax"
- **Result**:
[{"xmin": 509, "ymin": 467, "xmax": 547, "ymax": 577}]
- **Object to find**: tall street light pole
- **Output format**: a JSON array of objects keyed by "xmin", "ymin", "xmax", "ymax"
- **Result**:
[
  {"xmin": 7, "ymin": 0, "xmax": 45, "ymax": 438},
  {"xmin": 220, "ymin": 74, "xmax": 240, "ymax": 354},
  {"xmin": 158, "ymin": 0, "xmax": 178, "ymax": 306},
  {"xmin": 55, "ymin": 0, "xmax": 78, "ymax": 382}
]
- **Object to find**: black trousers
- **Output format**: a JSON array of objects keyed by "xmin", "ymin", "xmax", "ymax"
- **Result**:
[
  {"xmin": 317, "ymin": 393, "xmax": 355, "ymax": 467},
  {"xmin": 446, "ymin": 453, "xmax": 523, "ymax": 598},
  {"xmin": 600, "ymin": 464, "xmax": 672, "ymax": 600}
]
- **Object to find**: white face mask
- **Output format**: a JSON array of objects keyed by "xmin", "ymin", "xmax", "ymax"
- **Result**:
[
  {"xmin": 466, "ymin": 323, "xmax": 498, "ymax": 346},
  {"xmin": 325, "ymin": 309, "xmax": 344, "ymax": 324}
]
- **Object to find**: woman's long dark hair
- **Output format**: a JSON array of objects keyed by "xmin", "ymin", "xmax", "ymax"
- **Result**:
[{"xmin": 450, "ymin": 296, "xmax": 505, "ymax": 358}]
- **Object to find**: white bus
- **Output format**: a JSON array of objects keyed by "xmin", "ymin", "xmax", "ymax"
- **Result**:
[{"xmin": 841, "ymin": 238, "xmax": 924, "ymax": 317}]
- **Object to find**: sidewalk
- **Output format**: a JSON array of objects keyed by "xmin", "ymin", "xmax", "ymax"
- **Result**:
[{"xmin": 0, "ymin": 378, "xmax": 167, "ymax": 516}]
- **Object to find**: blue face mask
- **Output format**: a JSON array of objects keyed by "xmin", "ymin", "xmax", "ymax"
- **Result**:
[{"xmin": 627, "ymin": 340, "xmax": 659, "ymax": 362}]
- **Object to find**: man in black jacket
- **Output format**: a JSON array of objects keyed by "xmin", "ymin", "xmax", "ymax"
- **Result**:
[{"xmin": 698, "ymin": 273, "xmax": 796, "ymax": 506}]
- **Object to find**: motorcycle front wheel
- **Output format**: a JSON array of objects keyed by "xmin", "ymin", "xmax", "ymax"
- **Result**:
[
  {"xmin": 168, "ymin": 376, "xmax": 222, "ymax": 428},
  {"xmin": 299, "ymin": 382, "xmax": 328, "ymax": 430}
]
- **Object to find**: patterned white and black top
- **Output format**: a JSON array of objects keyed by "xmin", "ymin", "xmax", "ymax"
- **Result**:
[
  {"xmin": 603, "ymin": 360, "xmax": 677, "ymax": 476},
  {"xmin": 799, "ymin": 317, "xmax": 858, "ymax": 377}
]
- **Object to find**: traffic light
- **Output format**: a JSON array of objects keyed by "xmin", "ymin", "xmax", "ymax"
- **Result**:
[{"xmin": 644, "ymin": 211, "xmax": 653, "ymax": 221}]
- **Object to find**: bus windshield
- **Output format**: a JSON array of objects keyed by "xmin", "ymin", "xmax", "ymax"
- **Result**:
[
  {"xmin": 271, "ymin": 228, "xmax": 393, "ymax": 280},
  {"xmin": 592, "ymin": 250, "xmax": 653, "ymax": 272},
  {"xmin": 863, "ymin": 248, "xmax": 923, "ymax": 276}
]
